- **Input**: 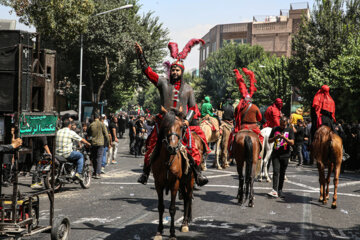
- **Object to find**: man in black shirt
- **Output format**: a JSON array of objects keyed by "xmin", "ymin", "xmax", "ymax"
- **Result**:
[
  {"xmin": 134, "ymin": 116, "xmax": 146, "ymax": 157},
  {"xmin": 267, "ymin": 116, "xmax": 295, "ymax": 198},
  {"xmin": 118, "ymin": 114, "xmax": 127, "ymax": 139},
  {"xmin": 108, "ymin": 116, "xmax": 119, "ymax": 164},
  {"xmin": 294, "ymin": 119, "xmax": 305, "ymax": 166},
  {"xmin": 128, "ymin": 116, "xmax": 136, "ymax": 154}
]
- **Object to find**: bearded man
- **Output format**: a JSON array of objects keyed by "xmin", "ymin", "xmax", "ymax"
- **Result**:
[{"xmin": 135, "ymin": 39, "xmax": 208, "ymax": 186}]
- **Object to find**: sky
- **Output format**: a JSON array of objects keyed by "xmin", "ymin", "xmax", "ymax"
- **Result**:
[{"xmin": 1, "ymin": 0, "xmax": 315, "ymax": 71}]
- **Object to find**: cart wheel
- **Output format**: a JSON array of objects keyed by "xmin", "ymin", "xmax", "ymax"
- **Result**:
[
  {"xmin": 80, "ymin": 165, "xmax": 91, "ymax": 189},
  {"xmin": 51, "ymin": 216, "xmax": 70, "ymax": 240}
]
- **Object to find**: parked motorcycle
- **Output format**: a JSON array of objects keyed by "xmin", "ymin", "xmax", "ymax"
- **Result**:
[{"xmin": 41, "ymin": 147, "xmax": 92, "ymax": 191}]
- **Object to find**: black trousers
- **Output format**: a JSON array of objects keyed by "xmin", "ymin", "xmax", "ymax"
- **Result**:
[
  {"xmin": 91, "ymin": 146, "xmax": 104, "ymax": 175},
  {"xmin": 134, "ymin": 137, "xmax": 144, "ymax": 156},
  {"xmin": 295, "ymin": 143, "xmax": 304, "ymax": 165},
  {"xmin": 129, "ymin": 134, "xmax": 135, "ymax": 153},
  {"xmin": 272, "ymin": 155, "xmax": 289, "ymax": 192}
]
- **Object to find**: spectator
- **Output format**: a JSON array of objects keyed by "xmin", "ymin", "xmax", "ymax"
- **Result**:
[
  {"xmin": 88, "ymin": 113, "xmax": 109, "ymax": 179},
  {"xmin": 101, "ymin": 116, "xmax": 111, "ymax": 174},
  {"xmin": 108, "ymin": 116, "xmax": 119, "ymax": 164},
  {"xmin": 294, "ymin": 119, "xmax": 305, "ymax": 166},
  {"xmin": 302, "ymin": 119, "xmax": 311, "ymax": 165},
  {"xmin": 134, "ymin": 116, "xmax": 146, "ymax": 158},
  {"xmin": 128, "ymin": 116, "xmax": 136, "ymax": 154},
  {"xmin": 31, "ymin": 136, "xmax": 52, "ymax": 189},
  {"xmin": 118, "ymin": 114, "xmax": 127, "ymax": 139},
  {"xmin": 267, "ymin": 116, "xmax": 295, "ymax": 198}
]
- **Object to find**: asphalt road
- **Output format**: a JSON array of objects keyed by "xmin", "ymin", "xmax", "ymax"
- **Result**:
[{"xmin": 15, "ymin": 134, "xmax": 360, "ymax": 240}]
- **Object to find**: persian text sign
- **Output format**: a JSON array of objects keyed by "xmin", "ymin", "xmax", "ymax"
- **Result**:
[{"xmin": 19, "ymin": 114, "xmax": 57, "ymax": 137}]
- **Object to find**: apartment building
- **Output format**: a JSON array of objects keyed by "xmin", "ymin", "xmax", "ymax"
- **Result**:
[{"xmin": 199, "ymin": 3, "xmax": 310, "ymax": 70}]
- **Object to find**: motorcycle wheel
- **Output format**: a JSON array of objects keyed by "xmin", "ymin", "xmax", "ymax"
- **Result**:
[
  {"xmin": 80, "ymin": 165, "xmax": 91, "ymax": 189},
  {"xmin": 44, "ymin": 172, "xmax": 63, "ymax": 192}
]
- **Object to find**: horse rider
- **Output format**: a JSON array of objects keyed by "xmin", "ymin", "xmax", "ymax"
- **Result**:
[
  {"xmin": 201, "ymin": 96, "xmax": 214, "ymax": 118},
  {"xmin": 264, "ymin": 98, "xmax": 283, "ymax": 128},
  {"xmin": 135, "ymin": 39, "xmax": 208, "ymax": 186},
  {"xmin": 221, "ymin": 98, "xmax": 235, "ymax": 123},
  {"xmin": 311, "ymin": 85, "xmax": 349, "ymax": 161},
  {"xmin": 228, "ymin": 68, "xmax": 264, "ymax": 153}
]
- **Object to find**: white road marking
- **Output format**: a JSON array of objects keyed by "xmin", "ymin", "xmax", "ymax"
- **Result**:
[
  {"xmin": 207, "ymin": 174, "xmax": 235, "ymax": 179},
  {"xmin": 286, "ymin": 180, "xmax": 318, "ymax": 191},
  {"xmin": 73, "ymin": 216, "xmax": 121, "ymax": 224},
  {"xmin": 300, "ymin": 193, "xmax": 312, "ymax": 240},
  {"xmin": 329, "ymin": 180, "xmax": 360, "ymax": 189},
  {"xmin": 97, "ymin": 181, "xmax": 360, "ymax": 197}
]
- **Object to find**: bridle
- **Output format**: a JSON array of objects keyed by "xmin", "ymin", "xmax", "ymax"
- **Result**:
[{"xmin": 162, "ymin": 129, "xmax": 184, "ymax": 156}]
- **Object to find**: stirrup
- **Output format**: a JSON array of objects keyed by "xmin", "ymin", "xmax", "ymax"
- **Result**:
[
  {"xmin": 137, "ymin": 173, "xmax": 149, "ymax": 185},
  {"xmin": 196, "ymin": 174, "xmax": 208, "ymax": 187}
]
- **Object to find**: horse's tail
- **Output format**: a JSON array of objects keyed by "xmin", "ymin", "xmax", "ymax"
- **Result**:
[{"xmin": 244, "ymin": 135, "xmax": 253, "ymax": 200}]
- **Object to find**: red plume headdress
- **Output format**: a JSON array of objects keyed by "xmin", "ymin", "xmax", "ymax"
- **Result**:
[
  {"xmin": 168, "ymin": 38, "xmax": 205, "ymax": 70},
  {"xmin": 233, "ymin": 68, "xmax": 257, "ymax": 99}
]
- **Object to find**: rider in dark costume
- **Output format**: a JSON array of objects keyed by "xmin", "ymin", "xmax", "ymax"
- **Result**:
[{"xmin": 135, "ymin": 39, "xmax": 209, "ymax": 186}]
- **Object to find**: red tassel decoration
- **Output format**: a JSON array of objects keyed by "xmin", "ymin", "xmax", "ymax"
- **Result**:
[
  {"xmin": 168, "ymin": 42, "xmax": 179, "ymax": 59},
  {"xmin": 242, "ymin": 68, "xmax": 257, "ymax": 97},
  {"xmin": 233, "ymin": 69, "xmax": 249, "ymax": 98},
  {"xmin": 178, "ymin": 39, "xmax": 205, "ymax": 60}
]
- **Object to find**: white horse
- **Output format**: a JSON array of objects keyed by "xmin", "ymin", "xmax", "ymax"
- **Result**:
[{"xmin": 257, "ymin": 127, "xmax": 274, "ymax": 182}]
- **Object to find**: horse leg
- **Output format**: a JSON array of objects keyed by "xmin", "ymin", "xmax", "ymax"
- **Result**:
[
  {"xmin": 169, "ymin": 181, "xmax": 179, "ymax": 239},
  {"xmin": 214, "ymin": 138, "xmax": 222, "ymax": 170},
  {"xmin": 155, "ymin": 186, "xmax": 164, "ymax": 240},
  {"xmin": 317, "ymin": 161, "xmax": 326, "ymax": 204},
  {"xmin": 332, "ymin": 162, "xmax": 341, "ymax": 209},
  {"xmin": 264, "ymin": 147, "xmax": 273, "ymax": 182},
  {"xmin": 326, "ymin": 162, "xmax": 333, "ymax": 200},
  {"xmin": 181, "ymin": 179, "xmax": 193, "ymax": 233},
  {"xmin": 248, "ymin": 160, "xmax": 257, "ymax": 208},
  {"xmin": 237, "ymin": 161, "xmax": 244, "ymax": 205}
]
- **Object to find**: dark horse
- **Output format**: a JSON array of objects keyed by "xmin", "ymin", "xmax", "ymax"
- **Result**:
[
  {"xmin": 232, "ymin": 130, "xmax": 261, "ymax": 207},
  {"xmin": 153, "ymin": 106, "xmax": 195, "ymax": 240},
  {"xmin": 311, "ymin": 125, "xmax": 342, "ymax": 209}
]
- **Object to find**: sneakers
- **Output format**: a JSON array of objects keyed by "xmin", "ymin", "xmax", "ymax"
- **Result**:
[
  {"xmin": 75, "ymin": 173, "xmax": 84, "ymax": 182},
  {"xmin": 101, "ymin": 167, "xmax": 105, "ymax": 174},
  {"xmin": 111, "ymin": 160, "xmax": 117, "ymax": 164},
  {"xmin": 94, "ymin": 174, "xmax": 101, "ymax": 179},
  {"xmin": 267, "ymin": 189, "xmax": 279, "ymax": 198},
  {"xmin": 31, "ymin": 182, "xmax": 43, "ymax": 189}
]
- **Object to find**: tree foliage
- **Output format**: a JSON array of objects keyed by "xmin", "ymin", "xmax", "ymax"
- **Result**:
[
  {"xmin": 0, "ymin": 0, "xmax": 95, "ymax": 44},
  {"xmin": 290, "ymin": 0, "xmax": 360, "ymax": 120},
  {"xmin": 198, "ymin": 42, "xmax": 291, "ymax": 110}
]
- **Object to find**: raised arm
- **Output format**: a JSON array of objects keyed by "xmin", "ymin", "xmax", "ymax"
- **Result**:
[{"xmin": 135, "ymin": 42, "xmax": 159, "ymax": 86}]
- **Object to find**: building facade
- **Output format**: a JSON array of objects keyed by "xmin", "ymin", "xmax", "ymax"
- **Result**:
[{"xmin": 199, "ymin": 3, "xmax": 310, "ymax": 70}]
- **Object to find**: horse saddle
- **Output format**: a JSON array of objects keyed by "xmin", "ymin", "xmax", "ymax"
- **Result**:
[{"xmin": 201, "ymin": 116, "xmax": 218, "ymax": 132}]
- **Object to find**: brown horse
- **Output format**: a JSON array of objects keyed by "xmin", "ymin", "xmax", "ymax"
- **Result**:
[
  {"xmin": 232, "ymin": 130, "xmax": 261, "ymax": 207},
  {"xmin": 152, "ymin": 107, "xmax": 195, "ymax": 240},
  {"xmin": 311, "ymin": 125, "xmax": 342, "ymax": 209},
  {"xmin": 200, "ymin": 115, "xmax": 222, "ymax": 169}
]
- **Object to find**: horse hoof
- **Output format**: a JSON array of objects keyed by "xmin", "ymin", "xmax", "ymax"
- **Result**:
[
  {"xmin": 248, "ymin": 202, "xmax": 254, "ymax": 208},
  {"xmin": 266, "ymin": 178, "xmax": 271, "ymax": 183},
  {"xmin": 154, "ymin": 233, "xmax": 162, "ymax": 240},
  {"xmin": 181, "ymin": 225, "xmax": 189, "ymax": 232},
  {"xmin": 331, "ymin": 203, "xmax": 337, "ymax": 209},
  {"xmin": 169, "ymin": 237, "xmax": 177, "ymax": 240},
  {"xmin": 318, "ymin": 197, "xmax": 323, "ymax": 202},
  {"xmin": 217, "ymin": 166, "xmax": 222, "ymax": 170},
  {"xmin": 323, "ymin": 201, "xmax": 328, "ymax": 205},
  {"xmin": 326, "ymin": 195, "xmax": 330, "ymax": 200}
]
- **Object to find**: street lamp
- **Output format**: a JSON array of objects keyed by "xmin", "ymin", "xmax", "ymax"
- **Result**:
[{"xmin": 78, "ymin": 4, "xmax": 133, "ymax": 121}]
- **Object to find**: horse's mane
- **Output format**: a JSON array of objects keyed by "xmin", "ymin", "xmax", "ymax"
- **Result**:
[{"xmin": 160, "ymin": 109, "xmax": 184, "ymax": 137}]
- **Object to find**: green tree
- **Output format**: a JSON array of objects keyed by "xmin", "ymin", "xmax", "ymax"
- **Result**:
[
  {"xmin": 199, "ymin": 42, "xmax": 267, "ymax": 108},
  {"xmin": 289, "ymin": 0, "xmax": 360, "ymax": 120},
  {"xmin": 247, "ymin": 56, "xmax": 291, "ymax": 111},
  {"xmin": 0, "ymin": 0, "xmax": 95, "ymax": 44}
]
